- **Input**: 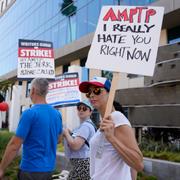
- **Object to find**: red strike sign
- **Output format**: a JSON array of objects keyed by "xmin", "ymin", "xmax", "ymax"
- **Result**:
[
  {"xmin": 49, "ymin": 78, "xmax": 79, "ymax": 90},
  {"xmin": 18, "ymin": 48, "xmax": 54, "ymax": 58}
]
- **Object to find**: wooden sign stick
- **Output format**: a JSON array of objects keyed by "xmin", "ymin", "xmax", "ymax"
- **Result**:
[{"xmin": 104, "ymin": 72, "xmax": 120, "ymax": 117}]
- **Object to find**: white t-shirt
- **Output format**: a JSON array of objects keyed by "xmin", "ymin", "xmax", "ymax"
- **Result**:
[{"xmin": 90, "ymin": 111, "xmax": 132, "ymax": 180}]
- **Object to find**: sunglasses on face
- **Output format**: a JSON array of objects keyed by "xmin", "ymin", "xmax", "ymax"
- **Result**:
[
  {"xmin": 77, "ymin": 106, "xmax": 88, "ymax": 112},
  {"xmin": 86, "ymin": 87, "xmax": 104, "ymax": 98}
]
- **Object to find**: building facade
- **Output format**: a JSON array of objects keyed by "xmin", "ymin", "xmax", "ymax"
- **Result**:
[{"xmin": 0, "ymin": 0, "xmax": 179, "ymax": 130}]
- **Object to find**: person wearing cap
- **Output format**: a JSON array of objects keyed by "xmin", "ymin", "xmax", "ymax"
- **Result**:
[
  {"xmin": 79, "ymin": 77, "xmax": 144, "ymax": 180},
  {"xmin": 63, "ymin": 99, "xmax": 96, "ymax": 180}
]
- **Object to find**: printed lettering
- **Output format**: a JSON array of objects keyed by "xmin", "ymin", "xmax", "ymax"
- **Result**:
[
  {"xmin": 103, "ymin": 7, "xmax": 156, "ymax": 23},
  {"xmin": 98, "ymin": 34, "xmax": 126, "ymax": 43}
]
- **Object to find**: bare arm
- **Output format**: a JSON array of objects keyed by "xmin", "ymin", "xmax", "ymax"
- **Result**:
[
  {"xmin": 100, "ymin": 116, "xmax": 144, "ymax": 172},
  {"xmin": 0, "ymin": 136, "xmax": 23, "ymax": 179},
  {"xmin": 63, "ymin": 129, "xmax": 85, "ymax": 151},
  {"xmin": 131, "ymin": 168, "xmax": 137, "ymax": 180},
  {"xmin": 58, "ymin": 134, "xmax": 63, "ymax": 144}
]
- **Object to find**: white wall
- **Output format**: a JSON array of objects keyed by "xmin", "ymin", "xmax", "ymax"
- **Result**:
[
  {"xmin": 9, "ymin": 85, "xmax": 22, "ymax": 132},
  {"xmin": 117, "ymin": 73, "xmax": 144, "ymax": 89}
]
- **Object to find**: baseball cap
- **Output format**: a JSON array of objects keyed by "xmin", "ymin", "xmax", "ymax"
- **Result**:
[
  {"xmin": 79, "ymin": 76, "xmax": 111, "ymax": 93},
  {"xmin": 77, "ymin": 99, "xmax": 93, "ymax": 111}
]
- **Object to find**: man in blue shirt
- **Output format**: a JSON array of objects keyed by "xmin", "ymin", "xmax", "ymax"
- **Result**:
[{"xmin": 0, "ymin": 78, "xmax": 63, "ymax": 180}]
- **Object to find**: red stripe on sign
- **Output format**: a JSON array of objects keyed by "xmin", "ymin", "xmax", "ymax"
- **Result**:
[
  {"xmin": 49, "ymin": 78, "xmax": 79, "ymax": 90},
  {"xmin": 18, "ymin": 48, "xmax": 54, "ymax": 58}
]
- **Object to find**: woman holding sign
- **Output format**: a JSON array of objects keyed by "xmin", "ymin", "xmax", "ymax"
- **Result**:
[{"xmin": 79, "ymin": 76, "xmax": 144, "ymax": 180}]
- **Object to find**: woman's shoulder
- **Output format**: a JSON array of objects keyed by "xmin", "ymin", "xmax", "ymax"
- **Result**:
[
  {"xmin": 111, "ymin": 110, "xmax": 126, "ymax": 119},
  {"xmin": 111, "ymin": 111, "xmax": 131, "ymax": 127}
]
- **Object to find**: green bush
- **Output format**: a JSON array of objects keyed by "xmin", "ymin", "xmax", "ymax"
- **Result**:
[
  {"xmin": 139, "ymin": 134, "xmax": 180, "ymax": 162},
  {"xmin": 57, "ymin": 143, "xmax": 64, "ymax": 152},
  {"xmin": 137, "ymin": 172, "xmax": 157, "ymax": 180},
  {"xmin": 140, "ymin": 137, "xmax": 172, "ymax": 153},
  {"xmin": 0, "ymin": 130, "xmax": 14, "ymax": 152},
  {"xmin": 143, "ymin": 150, "xmax": 180, "ymax": 162}
]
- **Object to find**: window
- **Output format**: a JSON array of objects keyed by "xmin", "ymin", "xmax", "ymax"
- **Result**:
[
  {"xmin": 26, "ymin": 81, "xmax": 31, "ymax": 97},
  {"xmin": 114, "ymin": 0, "xmax": 157, "ymax": 5},
  {"xmin": 87, "ymin": 0, "xmax": 100, "ymax": 33},
  {"xmin": 80, "ymin": 57, "xmax": 87, "ymax": 67},
  {"xmin": 1, "ymin": 1, "xmax": 4, "ymax": 13},
  {"xmin": 168, "ymin": 26, "xmax": 180, "ymax": 44},
  {"xmin": 59, "ymin": 19, "xmax": 68, "ymax": 47},
  {"xmin": 80, "ymin": 58, "xmax": 89, "ymax": 81},
  {"xmin": 63, "ymin": 63, "xmax": 70, "ymax": 73},
  {"xmin": 101, "ymin": 0, "xmax": 114, "ymax": 5},
  {"xmin": 82, "ymin": 67, "xmax": 89, "ymax": 81},
  {"xmin": 127, "ymin": 74, "xmax": 139, "ymax": 79},
  {"xmin": 76, "ymin": 0, "xmax": 88, "ymax": 39},
  {"xmin": 18, "ymin": 81, "xmax": 22, "ymax": 86}
]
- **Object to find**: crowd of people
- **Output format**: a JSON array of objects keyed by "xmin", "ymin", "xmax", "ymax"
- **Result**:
[{"xmin": 0, "ymin": 77, "xmax": 144, "ymax": 180}]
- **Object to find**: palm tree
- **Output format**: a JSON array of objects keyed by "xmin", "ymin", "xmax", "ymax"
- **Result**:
[
  {"xmin": 102, "ymin": 70, "xmax": 113, "ymax": 81},
  {"xmin": 0, "ymin": 80, "xmax": 13, "ymax": 92},
  {"xmin": 60, "ymin": 0, "xmax": 77, "ymax": 42}
]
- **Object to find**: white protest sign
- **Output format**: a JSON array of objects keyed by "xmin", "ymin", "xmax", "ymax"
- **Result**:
[
  {"xmin": 46, "ymin": 73, "xmax": 81, "ymax": 107},
  {"xmin": 86, "ymin": 6, "xmax": 164, "ymax": 76},
  {"xmin": 17, "ymin": 39, "xmax": 55, "ymax": 79}
]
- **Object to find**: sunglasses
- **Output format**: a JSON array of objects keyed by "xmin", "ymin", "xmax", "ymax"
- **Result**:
[
  {"xmin": 86, "ymin": 87, "xmax": 104, "ymax": 98},
  {"xmin": 77, "ymin": 106, "xmax": 88, "ymax": 112}
]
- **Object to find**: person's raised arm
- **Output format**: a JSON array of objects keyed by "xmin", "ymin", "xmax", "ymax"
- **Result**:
[{"xmin": 63, "ymin": 128, "xmax": 85, "ymax": 151}]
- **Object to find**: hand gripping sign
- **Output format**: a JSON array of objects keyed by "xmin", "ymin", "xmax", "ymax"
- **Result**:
[{"xmin": 86, "ymin": 5, "xmax": 164, "ymax": 117}]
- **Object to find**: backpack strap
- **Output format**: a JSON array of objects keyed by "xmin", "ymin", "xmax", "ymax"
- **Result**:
[
  {"xmin": 85, "ymin": 120, "xmax": 97, "ymax": 132},
  {"xmin": 84, "ymin": 139, "xmax": 90, "ymax": 147}
]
